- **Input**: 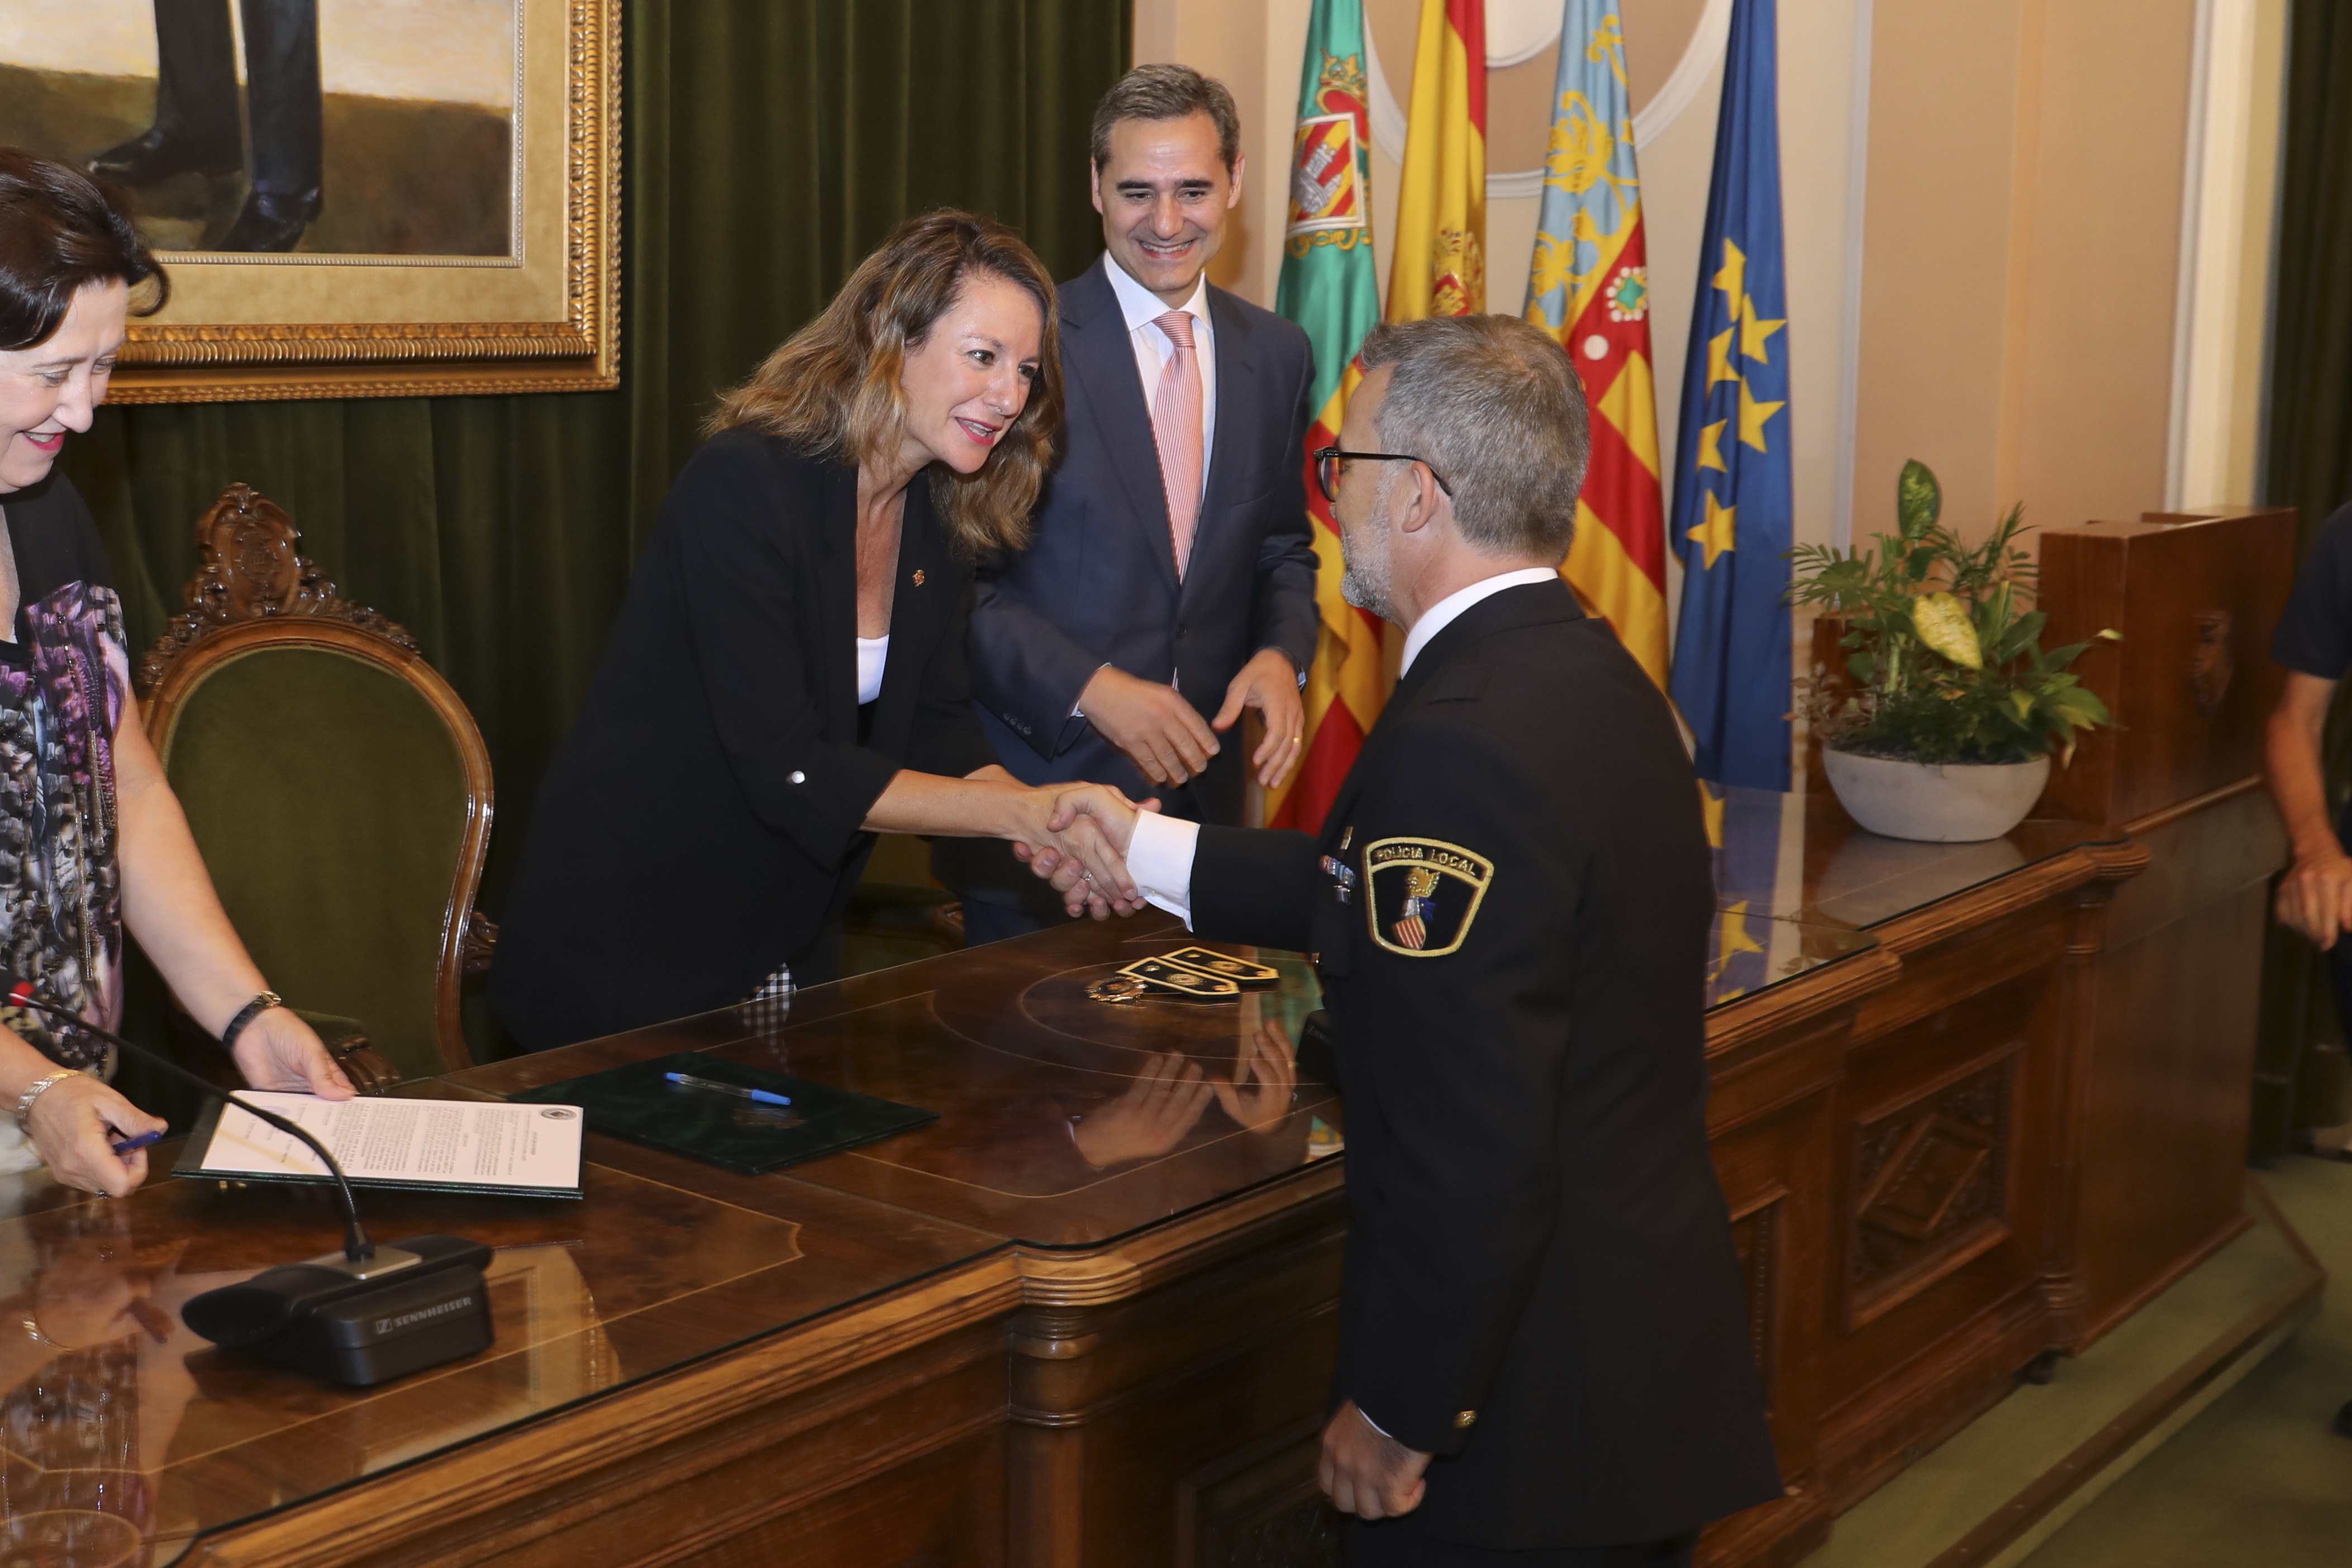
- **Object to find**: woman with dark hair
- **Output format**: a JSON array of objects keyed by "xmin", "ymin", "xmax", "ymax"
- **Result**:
[
  {"xmin": 0, "ymin": 148, "xmax": 354, "ymax": 1196},
  {"xmin": 492, "ymin": 211, "xmax": 1141, "ymax": 1048}
]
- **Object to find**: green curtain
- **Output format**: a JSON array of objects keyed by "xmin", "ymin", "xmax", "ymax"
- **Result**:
[
  {"xmin": 64, "ymin": 0, "xmax": 1130, "ymax": 1073},
  {"xmin": 2254, "ymin": 0, "xmax": 2352, "ymax": 1156}
]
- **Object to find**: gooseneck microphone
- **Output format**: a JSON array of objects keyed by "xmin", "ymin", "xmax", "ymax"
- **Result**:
[
  {"xmin": 0, "ymin": 976, "xmax": 496, "ymax": 1386},
  {"xmin": 2, "ymin": 977, "xmax": 375, "ymax": 1261}
]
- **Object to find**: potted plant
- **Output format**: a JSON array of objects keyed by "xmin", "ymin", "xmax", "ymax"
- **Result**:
[{"xmin": 1789, "ymin": 460, "xmax": 2116, "ymax": 842}]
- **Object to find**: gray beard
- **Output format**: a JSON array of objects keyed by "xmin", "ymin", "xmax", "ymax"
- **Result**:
[
  {"xmin": 1339, "ymin": 555, "xmax": 1392, "ymax": 621},
  {"xmin": 1338, "ymin": 472, "xmax": 1398, "ymax": 621}
]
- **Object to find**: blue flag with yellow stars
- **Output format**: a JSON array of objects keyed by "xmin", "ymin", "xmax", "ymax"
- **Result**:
[{"xmin": 1668, "ymin": 0, "xmax": 1791, "ymax": 790}]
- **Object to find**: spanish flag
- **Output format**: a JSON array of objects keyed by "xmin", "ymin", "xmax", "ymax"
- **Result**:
[
  {"xmin": 1268, "ymin": 0, "xmax": 1385, "ymax": 832},
  {"xmin": 1525, "ymin": 0, "xmax": 1669, "ymax": 689},
  {"xmin": 1388, "ymin": 0, "xmax": 1486, "ymax": 321}
]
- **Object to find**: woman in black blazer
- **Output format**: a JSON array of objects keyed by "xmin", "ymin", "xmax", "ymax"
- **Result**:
[{"xmin": 493, "ymin": 212, "xmax": 1139, "ymax": 1049}]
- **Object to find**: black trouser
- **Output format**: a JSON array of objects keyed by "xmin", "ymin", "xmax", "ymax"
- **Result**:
[
  {"xmin": 1346, "ymin": 1523, "xmax": 1698, "ymax": 1567},
  {"xmin": 150, "ymin": 0, "xmax": 322, "ymax": 197}
]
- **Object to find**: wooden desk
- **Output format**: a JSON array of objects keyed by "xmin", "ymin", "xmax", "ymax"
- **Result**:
[{"xmin": 0, "ymin": 797, "xmax": 2226, "ymax": 1568}]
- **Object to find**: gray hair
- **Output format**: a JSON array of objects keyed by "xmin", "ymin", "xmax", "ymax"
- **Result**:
[
  {"xmin": 1357, "ymin": 314, "xmax": 1590, "ymax": 561},
  {"xmin": 1091, "ymin": 64, "xmax": 1242, "ymax": 172}
]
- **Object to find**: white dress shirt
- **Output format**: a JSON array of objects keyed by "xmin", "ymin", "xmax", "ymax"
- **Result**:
[
  {"xmin": 1102, "ymin": 255, "xmax": 1217, "ymax": 507},
  {"xmin": 855, "ymin": 635, "xmax": 889, "ymax": 706},
  {"xmin": 1126, "ymin": 567, "xmax": 1562, "ymax": 925}
]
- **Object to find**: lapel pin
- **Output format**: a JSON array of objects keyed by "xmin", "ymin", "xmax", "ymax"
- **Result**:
[{"xmin": 911, "ymin": 569, "xmax": 926, "ymax": 587}]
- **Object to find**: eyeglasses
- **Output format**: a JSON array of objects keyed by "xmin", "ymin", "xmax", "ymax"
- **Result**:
[{"xmin": 1312, "ymin": 445, "xmax": 1453, "ymax": 506}]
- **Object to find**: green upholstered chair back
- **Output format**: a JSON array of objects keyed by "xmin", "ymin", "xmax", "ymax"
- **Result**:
[{"xmin": 139, "ymin": 486, "xmax": 493, "ymax": 1083}]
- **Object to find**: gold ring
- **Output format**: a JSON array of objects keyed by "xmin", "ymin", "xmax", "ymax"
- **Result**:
[{"xmin": 1288, "ymin": 734, "xmax": 1302, "ymax": 745}]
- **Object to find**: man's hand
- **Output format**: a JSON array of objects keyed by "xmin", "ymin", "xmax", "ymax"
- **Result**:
[
  {"xmin": 1004, "ymin": 784, "xmax": 1153, "ymax": 918},
  {"xmin": 1213, "ymin": 1014, "xmax": 1297, "ymax": 1134},
  {"xmin": 1212, "ymin": 648, "xmax": 1306, "ymax": 791},
  {"xmin": 2278, "ymin": 848, "xmax": 2352, "ymax": 949},
  {"xmin": 1318, "ymin": 1400, "xmax": 1431, "ymax": 1519},
  {"xmin": 1079, "ymin": 666, "xmax": 1220, "ymax": 787},
  {"xmin": 1029, "ymin": 788, "xmax": 1160, "ymax": 917},
  {"xmin": 231, "ymin": 1007, "xmax": 356, "ymax": 1099}
]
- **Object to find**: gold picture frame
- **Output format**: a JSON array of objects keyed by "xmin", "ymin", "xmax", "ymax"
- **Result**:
[{"xmin": 77, "ymin": 0, "xmax": 622, "ymax": 403}]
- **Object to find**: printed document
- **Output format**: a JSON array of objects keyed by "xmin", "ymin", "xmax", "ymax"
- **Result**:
[{"xmin": 195, "ymin": 1092, "xmax": 584, "ymax": 1192}]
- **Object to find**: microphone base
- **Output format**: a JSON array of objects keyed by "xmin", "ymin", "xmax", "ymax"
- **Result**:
[
  {"xmin": 252, "ymin": 1260, "xmax": 493, "ymax": 1386},
  {"xmin": 184, "ymin": 1234, "xmax": 497, "ymax": 1387},
  {"xmin": 304, "ymin": 1245, "xmax": 423, "ymax": 1281}
]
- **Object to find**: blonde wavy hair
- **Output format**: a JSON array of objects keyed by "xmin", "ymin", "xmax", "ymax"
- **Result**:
[{"xmin": 709, "ymin": 209, "xmax": 1061, "ymax": 555}]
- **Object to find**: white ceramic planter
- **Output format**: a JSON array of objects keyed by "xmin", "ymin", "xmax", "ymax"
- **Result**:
[{"xmin": 1821, "ymin": 747, "xmax": 2051, "ymax": 843}]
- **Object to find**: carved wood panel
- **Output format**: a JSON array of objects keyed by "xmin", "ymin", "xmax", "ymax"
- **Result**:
[
  {"xmin": 1847, "ymin": 1056, "xmax": 2016, "ymax": 1321},
  {"xmin": 1179, "ymin": 1421, "xmax": 1342, "ymax": 1568},
  {"xmin": 1730, "ymin": 1198, "xmax": 1782, "ymax": 1410}
]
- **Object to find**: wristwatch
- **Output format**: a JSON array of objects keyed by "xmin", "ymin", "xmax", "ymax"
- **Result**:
[{"xmin": 221, "ymin": 992, "xmax": 284, "ymax": 1051}]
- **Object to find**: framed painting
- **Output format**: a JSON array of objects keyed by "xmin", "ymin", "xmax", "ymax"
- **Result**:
[{"xmin": 0, "ymin": 0, "xmax": 620, "ymax": 402}]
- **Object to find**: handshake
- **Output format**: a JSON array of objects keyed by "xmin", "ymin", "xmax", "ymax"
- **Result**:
[{"xmin": 998, "ymin": 783, "xmax": 1161, "ymax": 920}]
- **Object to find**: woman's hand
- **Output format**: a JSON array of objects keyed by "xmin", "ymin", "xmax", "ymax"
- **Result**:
[
  {"xmin": 25, "ymin": 1075, "xmax": 167, "ymax": 1198},
  {"xmin": 1002, "ymin": 783, "xmax": 1150, "ymax": 918},
  {"xmin": 1071, "ymin": 1051, "xmax": 1214, "ymax": 1167},
  {"xmin": 27, "ymin": 1235, "xmax": 153, "ymax": 1350},
  {"xmin": 1022, "ymin": 787, "xmax": 1156, "ymax": 917},
  {"xmin": 230, "ymin": 1008, "xmax": 356, "ymax": 1099}
]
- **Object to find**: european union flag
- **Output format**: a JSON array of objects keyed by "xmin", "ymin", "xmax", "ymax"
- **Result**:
[{"xmin": 1668, "ymin": 0, "xmax": 1792, "ymax": 790}]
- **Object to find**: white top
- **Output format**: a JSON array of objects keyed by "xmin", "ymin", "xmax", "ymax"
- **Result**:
[
  {"xmin": 856, "ymin": 635, "xmax": 889, "ymax": 706},
  {"xmin": 1103, "ymin": 255, "xmax": 1217, "ymax": 506},
  {"xmin": 1127, "ymin": 568, "xmax": 1560, "ymax": 926}
]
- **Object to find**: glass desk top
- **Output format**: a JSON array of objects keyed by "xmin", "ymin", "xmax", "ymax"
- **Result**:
[
  {"xmin": 0, "ymin": 784, "xmax": 2126, "ymax": 1564},
  {"xmin": 0, "ymin": 1092, "xmax": 1002, "ymax": 1566}
]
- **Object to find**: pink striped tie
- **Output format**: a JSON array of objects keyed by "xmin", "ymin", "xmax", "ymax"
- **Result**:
[{"xmin": 1152, "ymin": 309, "xmax": 1203, "ymax": 579}]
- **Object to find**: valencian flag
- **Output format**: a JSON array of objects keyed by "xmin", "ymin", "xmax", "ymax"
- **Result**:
[
  {"xmin": 1668, "ymin": 0, "xmax": 1793, "ymax": 789},
  {"xmin": 1525, "ymin": 0, "xmax": 1669, "ymax": 688},
  {"xmin": 1388, "ymin": 0, "xmax": 1487, "ymax": 320},
  {"xmin": 1268, "ymin": 0, "xmax": 1385, "ymax": 832}
]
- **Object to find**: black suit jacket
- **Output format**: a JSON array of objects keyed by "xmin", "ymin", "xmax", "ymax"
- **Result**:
[
  {"xmin": 491, "ymin": 432, "xmax": 996, "ymax": 1048},
  {"xmin": 1189, "ymin": 580, "xmax": 1780, "ymax": 1548},
  {"xmin": 963, "ymin": 255, "xmax": 1319, "ymax": 824}
]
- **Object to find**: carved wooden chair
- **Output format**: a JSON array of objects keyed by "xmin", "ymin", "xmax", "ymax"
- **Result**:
[{"xmin": 137, "ymin": 484, "xmax": 496, "ymax": 1085}]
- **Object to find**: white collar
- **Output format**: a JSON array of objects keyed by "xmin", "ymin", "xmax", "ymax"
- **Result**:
[
  {"xmin": 1399, "ymin": 568, "xmax": 1563, "ymax": 674},
  {"xmin": 1103, "ymin": 254, "xmax": 1210, "ymax": 336}
]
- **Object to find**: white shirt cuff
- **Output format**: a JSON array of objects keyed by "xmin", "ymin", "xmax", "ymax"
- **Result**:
[{"xmin": 1125, "ymin": 811, "xmax": 1200, "ymax": 928}]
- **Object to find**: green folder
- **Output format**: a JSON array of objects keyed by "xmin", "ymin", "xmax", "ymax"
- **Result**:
[{"xmin": 509, "ymin": 1052, "xmax": 937, "ymax": 1176}]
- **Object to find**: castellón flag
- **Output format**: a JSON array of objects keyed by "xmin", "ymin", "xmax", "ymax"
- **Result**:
[
  {"xmin": 1388, "ymin": 0, "xmax": 1487, "ymax": 320},
  {"xmin": 1525, "ymin": 0, "xmax": 1669, "ymax": 688},
  {"xmin": 1669, "ymin": 0, "xmax": 1793, "ymax": 789},
  {"xmin": 1268, "ymin": 0, "xmax": 1384, "ymax": 832}
]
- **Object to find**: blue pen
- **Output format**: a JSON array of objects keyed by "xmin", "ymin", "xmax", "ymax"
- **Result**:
[
  {"xmin": 665, "ymin": 1070, "xmax": 791, "ymax": 1107},
  {"xmin": 111, "ymin": 1130, "xmax": 163, "ymax": 1157}
]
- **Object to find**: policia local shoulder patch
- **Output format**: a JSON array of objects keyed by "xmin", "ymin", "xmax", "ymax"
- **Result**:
[{"xmin": 1364, "ymin": 837, "xmax": 1493, "ymax": 956}]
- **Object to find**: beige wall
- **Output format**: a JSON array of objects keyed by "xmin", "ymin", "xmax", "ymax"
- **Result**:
[{"xmin": 1132, "ymin": 0, "xmax": 2286, "ymax": 552}]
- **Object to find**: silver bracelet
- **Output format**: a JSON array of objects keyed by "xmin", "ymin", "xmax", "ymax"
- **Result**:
[{"xmin": 12, "ymin": 1069, "xmax": 79, "ymax": 1129}]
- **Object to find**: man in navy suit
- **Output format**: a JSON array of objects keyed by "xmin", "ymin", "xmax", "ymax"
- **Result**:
[{"xmin": 940, "ymin": 64, "xmax": 1319, "ymax": 945}]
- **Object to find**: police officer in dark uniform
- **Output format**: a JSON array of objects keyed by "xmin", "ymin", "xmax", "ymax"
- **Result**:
[{"xmin": 1032, "ymin": 313, "xmax": 1781, "ymax": 1564}]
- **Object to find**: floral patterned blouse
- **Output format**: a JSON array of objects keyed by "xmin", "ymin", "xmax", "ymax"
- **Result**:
[{"xmin": 0, "ymin": 476, "xmax": 130, "ymax": 1071}]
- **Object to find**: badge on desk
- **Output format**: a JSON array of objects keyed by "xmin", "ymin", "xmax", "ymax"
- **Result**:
[
  {"xmin": 1119, "ymin": 957, "xmax": 1242, "ymax": 1000},
  {"xmin": 1159, "ymin": 947, "xmax": 1279, "ymax": 988},
  {"xmin": 1364, "ymin": 837, "xmax": 1493, "ymax": 957}
]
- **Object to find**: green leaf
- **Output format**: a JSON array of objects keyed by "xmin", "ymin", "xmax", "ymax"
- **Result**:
[{"xmin": 1897, "ymin": 460, "xmax": 1942, "ymax": 536}]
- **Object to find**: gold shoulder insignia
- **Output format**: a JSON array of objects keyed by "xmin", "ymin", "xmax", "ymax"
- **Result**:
[{"xmin": 1364, "ymin": 837, "xmax": 1494, "ymax": 957}]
